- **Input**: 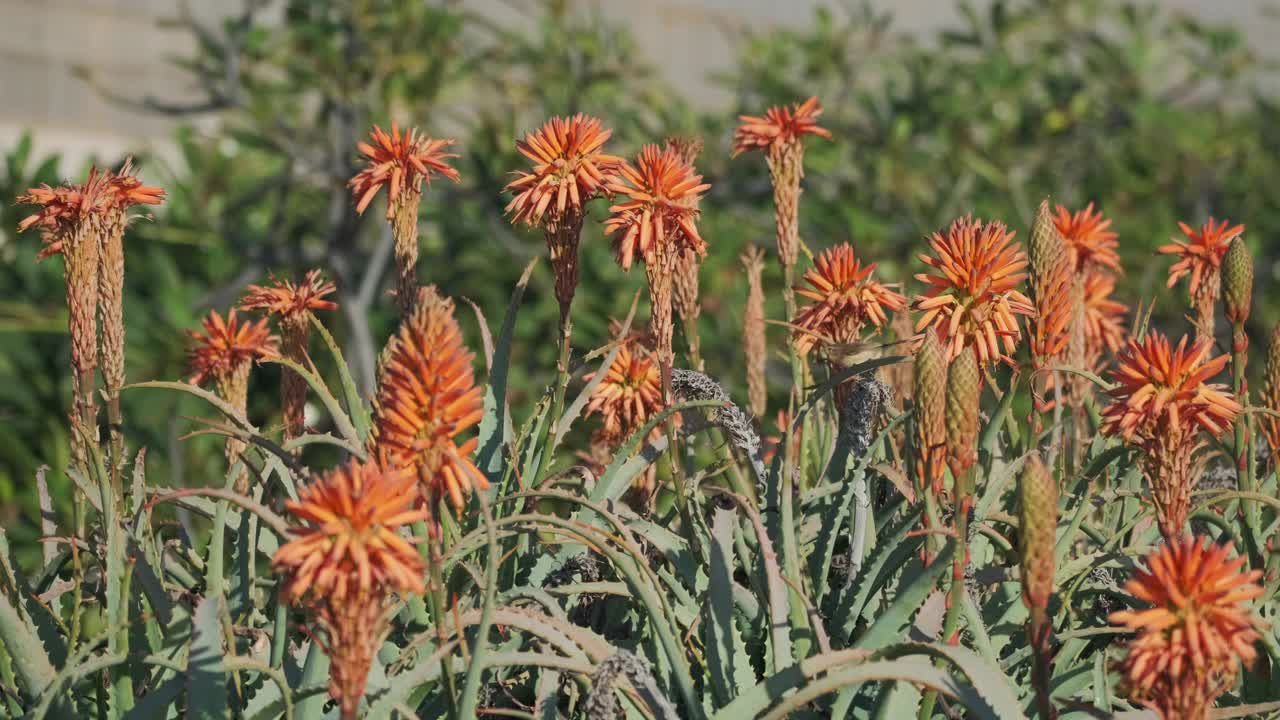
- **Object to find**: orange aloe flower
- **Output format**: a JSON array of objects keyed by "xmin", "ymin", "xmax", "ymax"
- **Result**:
[
  {"xmin": 187, "ymin": 310, "xmax": 280, "ymax": 391},
  {"xmin": 731, "ymin": 96, "xmax": 832, "ymax": 157},
  {"xmin": 603, "ymin": 144, "xmax": 710, "ymax": 271},
  {"xmin": 1111, "ymin": 536, "xmax": 1265, "ymax": 720},
  {"xmin": 348, "ymin": 123, "xmax": 460, "ymax": 220},
  {"xmin": 1101, "ymin": 332, "xmax": 1239, "ymax": 539},
  {"xmin": 504, "ymin": 114, "xmax": 620, "ymax": 227},
  {"xmin": 1081, "ymin": 269, "xmax": 1128, "ymax": 365},
  {"xmin": 913, "ymin": 216, "xmax": 1033, "ymax": 367},
  {"xmin": 370, "ymin": 287, "xmax": 485, "ymax": 527},
  {"xmin": 1053, "ymin": 203, "xmax": 1120, "ymax": 273},
  {"xmin": 601, "ymin": 142, "xmax": 711, "ymax": 269},
  {"xmin": 793, "ymin": 243, "xmax": 906, "ymax": 357},
  {"xmin": 1100, "ymin": 332, "xmax": 1238, "ymax": 443},
  {"xmin": 1159, "ymin": 218, "xmax": 1245, "ymax": 300},
  {"xmin": 241, "ymin": 270, "xmax": 339, "ymax": 445},
  {"xmin": 585, "ymin": 344, "xmax": 663, "ymax": 442},
  {"xmin": 273, "ymin": 458, "xmax": 427, "ymax": 720}
]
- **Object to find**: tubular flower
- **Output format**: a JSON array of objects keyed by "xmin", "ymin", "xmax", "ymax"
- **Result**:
[
  {"xmin": 370, "ymin": 287, "xmax": 485, "ymax": 527},
  {"xmin": 1159, "ymin": 218, "xmax": 1244, "ymax": 340},
  {"xmin": 1110, "ymin": 537, "xmax": 1265, "ymax": 720},
  {"xmin": 732, "ymin": 96, "xmax": 831, "ymax": 289},
  {"xmin": 349, "ymin": 124, "xmax": 459, "ymax": 316},
  {"xmin": 349, "ymin": 123, "xmax": 460, "ymax": 220},
  {"xmin": 504, "ymin": 114, "xmax": 619, "ymax": 228},
  {"xmin": 1052, "ymin": 203, "xmax": 1120, "ymax": 273},
  {"xmin": 505, "ymin": 115, "xmax": 620, "ymax": 322},
  {"xmin": 604, "ymin": 144, "xmax": 710, "ymax": 272},
  {"xmin": 730, "ymin": 96, "xmax": 832, "ymax": 157},
  {"xmin": 242, "ymin": 270, "xmax": 339, "ymax": 446},
  {"xmin": 793, "ymin": 243, "xmax": 907, "ymax": 357},
  {"xmin": 761, "ymin": 410, "xmax": 801, "ymax": 469},
  {"xmin": 913, "ymin": 216, "xmax": 1034, "ymax": 367},
  {"xmin": 1081, "ymin": 270, "xmax": 1129, "ymax": 365},
  {"xmin": 188, "ymin": 310, "xmax": 279, "ymax": 490},
  {"xmin": 1101, "ymin": 332, "xmax": 1239, "ymax": 539},
  {"xmin": 273, "ymin": 459, "xmax": 427, "ymax": 720},
  {"xmin": 584, "ymin": 344, "xmax": 663, "ymax": 443}
]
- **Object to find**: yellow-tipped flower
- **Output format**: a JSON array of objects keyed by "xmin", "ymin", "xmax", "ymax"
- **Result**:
[
  {"xmin": 1111, "ymin": 536, "xmax": 1265, "ymax": 720},
  {"xmin": 793, "ymin": 243, "xmax": 906, "ymax": 357},
  {"xmin": 914, "ymin": 216, "xmax": 1034, "ymax": 367}
]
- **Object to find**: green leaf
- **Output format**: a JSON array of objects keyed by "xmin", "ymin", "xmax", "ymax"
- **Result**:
[
  {"xmin": 828, "ymin": 504, "xmax": 923, "ymax": 641},
  {"xmin": 704, "ymin": 507, "xmax": 752, "ymax": 706},
  {"xmin": 311, "ymin": 314, "xmax": 372, "ymax": 442},
  {"xmin": 186, "ymin": 593, "xmax": 228, "ymax": 720},
  {"xmin": 0, "ymin": 589, "xmax": 56, "ymax": 703},
  {"xmin": 853, "ymin": 542, "xmax": 954, "ymax": 651},
  {"xmin": 477, "ymin": 259, "xmax": 536, "ymax": 488},
  {"xmin": 265, "ymin": 357, "xmax": 361, "ymax": 448}
]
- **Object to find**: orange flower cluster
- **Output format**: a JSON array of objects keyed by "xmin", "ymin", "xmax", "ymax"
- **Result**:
[
  {"xmin": 913, "ymin": 216, "xmax": 1033, "ymax": 366},
  {"xmin": 1101, "ymin": 332, "xmax": 1239, "ymax": 538},
  {"xmin": 1081, "ymin": 270, "xmax": 1128, "ymax": 363},
  {"xmin": 1101, "ymin": 333, "xmax": 1238, "ymax": 443},
  {"xmin": 187, "ymin": 310, "xmax": 280, "ymax": 390},
  {"xmin": 349, "ymin": 123, "xmax": 460, "ymax": 220},
  {"xmin": 273, "ymin": 459, "xmax": 426, "ymax": 720},
  {"xmin": 505, "ymin": 114, "xmax": 619, "ymax": 227},
  {"xmin": 585, "ymin": 344, "xmax": 663, "ymax": 443},
  {"xmin": 730, "ymin": 96, "xmax": 832, "ymax": 157},
  {"xmin": 241, "ymin": 269, "xmax": 338, "ymax": 320},
  {"xmin": 1159, "ymin": 218, "xmax": 1245, "ymax": 300},
  {"xmin": 604, "ymin": 144, "xmax": 710, "ymax": 271},
  {"xmin": 370, "ymin": 287, "xmax": 485, "ymax": 527},
  {"xmin": 1053, "ymin": 203, "xmax": 1120, "ymax": 273},
  {"xmin": 792, "ymin": 243, "xmax": 906, "ymax": 357},
  {"xmin": 1111, "ymin": 536, "xmax": 1265, "ymax": 720}
]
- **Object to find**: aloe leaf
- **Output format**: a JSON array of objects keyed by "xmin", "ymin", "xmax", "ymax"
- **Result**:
[
  {"xmin": 704, "ymin": 507, "xmax": 745, "ymax": 705},
  {"xmin": 828, "ymin": 504, "xmax": 923, "ymax": 641},
  {"xmin": 853, "ymin": 542, "xmax": 954, "ymax": 651},
  {"xmin": 186, "ymin": 593, "xmax": 227, "ymax": 720},
  {"xmin": 589, "ymin": 400, "xmax": 720, "ymax": 504},
  {"xmin": 265, "ymin": 357, "xmax": 360, "ymax": 447},
  {"xmin": 477, "ymin": 259, "xmax": 535, "ymax": 489},
  {"xmin": 0, "ymin": 589, "xmax": 56, "ymax": 703},
  {"xmin": 310, "ymin": 314, "xmax": 372, "ymax": 442}
]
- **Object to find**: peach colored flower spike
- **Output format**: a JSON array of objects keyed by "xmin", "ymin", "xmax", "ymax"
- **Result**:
[
  {"xmin": 604, "ymin": 144, "xmax": 710, "ymax": 271},
  {"xmin": 504, "ymin": 114, "xmax": 620, "ymax": 227},
  {"xmin": 241, "ymin": 269, "xmax": 339, "ymax": 319},
  {"xmin": 585, "ymin": 344, "xmax": 663, "ymax": 442},
  {"xmin": 913, "ymin": 216, "xmax": 1033, "ymax": 367},
  {"xmin": 1111, "ymin": 536, "xmax": 1265, "ymax": 720},
  {"xmin": 348, "ymin": 123, "xmax": 460, "ymax": 220},
  {"xmin": 793, "ymin": 243, "xmax": 906, "ymax": 357},
  {"xmin": 731, "ymin": 96, "xmax": 832, "ymax": 157},
  {"xmin": 186, "ymin": 309, "xmax": 279, "ymax": 388},
  {"xmin": 369, "ymin": 286, "xmax": 485, "ymax": 529}
]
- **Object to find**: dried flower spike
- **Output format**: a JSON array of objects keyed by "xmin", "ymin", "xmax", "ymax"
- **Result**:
[
  {"xmin": 1159, "ymin": 218, "xmax": 1244, "ymax": 341},
  {"xmin": 349, "ymin": 124, "xmax": 460, "ymax": 316},
  {"xmin": 241, "ymin": 270, "xmax": 339, "ymax": 447},
  {"xmin": 666, "ymin": 136, "xmax": 706, "ymax": 368},
  {"xmin": 273, "ymin": 458, "xmax": 427, "ymax": 719},
  {"xmin": 914, "ymin": 216, "xmax": 1034, "ymax": 367},
  {"xmin": 741, "ymin": 246, "xmax": 768, "ymax": 418},
  {"xmin": 793, "ymin": 243, "xmax": 906, "ymax": 357},
  {"xmin": 370, "ymin": 286, "xmax": 485, "ymax": 530},
  {"xmin": 1111, "ymin": 536, "xmax": 1265, "ymax": 720}
]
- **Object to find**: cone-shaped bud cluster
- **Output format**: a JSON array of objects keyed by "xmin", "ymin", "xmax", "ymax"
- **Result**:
[
  {"xmin": 1029, "ymin": 199, "xmax": 1072, "ymax": 365},
  {"xmin": 913, "ymin": 329, "xmax": 947, "ymax": 496},
  {"xmin": 945, "ymin": 348, "xmax": 981, "ymax": 481},
  {"xmin": 1222, "ymin": 235, "xmax": 1253, "ymax": 325},
  {"xmin": 1018, "ymin": 453, "xmax": 1057, "ymax": 613}
]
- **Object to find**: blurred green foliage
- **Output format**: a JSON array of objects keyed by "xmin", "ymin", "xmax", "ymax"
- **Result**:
[{"xmin": 2, "ymin": 0, "xmax": 1277, "ymax": 538}]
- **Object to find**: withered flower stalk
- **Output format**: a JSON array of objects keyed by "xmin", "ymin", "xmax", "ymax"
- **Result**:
[
  {"xmin": 667, "ymin": 136, "xmax": 706, "ymax": 369},
  {"xmin": 741, "ymin": 246, "xmax": 768, "ymax": 418}
]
